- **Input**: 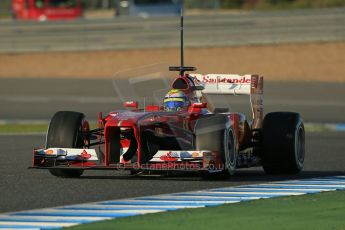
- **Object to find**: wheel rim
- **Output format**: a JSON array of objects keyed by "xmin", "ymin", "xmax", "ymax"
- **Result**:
[
  {"xmin": 75, "ymin": 119, "xmax": 89, "ymax": 148},
  {"xmin": 295, "ymin": 123, "xmax": 305, "ymax": 168},
  {"xmin": 226, "ymin": 129, "xmax": 236, "ymax": 172}
]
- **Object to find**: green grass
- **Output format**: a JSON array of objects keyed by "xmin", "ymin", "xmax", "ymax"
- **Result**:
[
  {"xmin": 304, "ymin": 123, "xmax": 338, "ymax": 132},
  {"xmin": 0, "ymin": 124, "xmax": 48, "ymax": 133},
  {"xmin": 0, "ymin": 123, "xmax": 99, "ymax": 133},
  {"xmin": 67, "ymin": 190, "xmax": 345, "ymax": 230}
]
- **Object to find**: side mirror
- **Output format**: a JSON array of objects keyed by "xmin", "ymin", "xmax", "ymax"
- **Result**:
[
  {"xmin": 146, "ymin": 105, "xmax": 160, "ymax": 112},
  {"xmin": 123, "ymin": 101, "xmax": 138, "ymax": 109},
  {"xmin": 189, "ymin": 102, "xmax": 207, "ymax": 113},
  {"xmin": 191, "ymin": 102, "xmax": 207, "ymax": 108}
]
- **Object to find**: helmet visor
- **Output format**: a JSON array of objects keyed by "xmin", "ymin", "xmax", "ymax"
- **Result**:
[{"xmin": 164, "ymin": 100, "xmax": 185, "ymax": 111}]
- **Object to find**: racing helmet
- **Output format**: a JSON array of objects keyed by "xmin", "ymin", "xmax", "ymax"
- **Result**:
[{"xmin": 163, "ymin": 89, "xmax": 189, "ymax": 111}]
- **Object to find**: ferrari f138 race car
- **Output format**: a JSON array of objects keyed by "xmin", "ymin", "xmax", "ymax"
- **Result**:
[{"xmin": 31, "ymin": 13, "xmax": 305, "ymax": 179}]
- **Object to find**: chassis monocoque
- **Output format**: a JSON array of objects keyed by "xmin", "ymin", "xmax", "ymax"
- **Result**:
[{"xmin": 31, "ymin": 71, "xmax": 305, "ymax": 179}]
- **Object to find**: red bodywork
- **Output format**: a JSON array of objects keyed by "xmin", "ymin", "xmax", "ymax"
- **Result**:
[
  {"xmin": 98, "ymin": 76, "xmax": 207, "ymax": 171},
  {"xmin": 12, "ymin": 0, "xmax": 82, "ymax": 21},
  {"xmin": 32, "ymin": 73, "xmax": 263, "ymax": 174}
]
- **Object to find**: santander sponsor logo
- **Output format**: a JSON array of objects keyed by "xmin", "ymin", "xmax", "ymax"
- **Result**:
[{"xmin": 202, "ymin": 75, "xmax": 251, "ymax": 84}]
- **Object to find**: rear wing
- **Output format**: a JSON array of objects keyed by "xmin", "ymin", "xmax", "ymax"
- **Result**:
[{"xmin": 189, "ymin": 74, "xmax": 264, "ymax": 129}]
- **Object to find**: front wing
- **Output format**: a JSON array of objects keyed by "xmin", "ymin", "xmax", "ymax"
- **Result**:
[{"xmin": 30, "ymin": 148, "xmax": 225, "ymax": 173}]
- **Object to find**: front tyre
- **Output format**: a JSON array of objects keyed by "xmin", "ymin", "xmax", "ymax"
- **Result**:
[
  {"xmin": 262, "ymin": 112, "xmax": 305, "ymax": 174},
  {"xmin": 195, "ymin": 115, "xmax": 237, "ymax": 179},
  {"xmin": 46, "ymin": 111, "xmax": 88, "ymax": 178}
]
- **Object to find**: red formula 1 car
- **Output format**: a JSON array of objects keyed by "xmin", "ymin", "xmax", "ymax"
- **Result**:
[{"xmin": 31, "ymin": 14, "xmax": 305, "ymax": 179}]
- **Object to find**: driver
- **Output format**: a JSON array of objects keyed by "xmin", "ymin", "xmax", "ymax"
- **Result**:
[{"xmin": 163, "ymin": 89, "xmax": 189, "ymax": 111}]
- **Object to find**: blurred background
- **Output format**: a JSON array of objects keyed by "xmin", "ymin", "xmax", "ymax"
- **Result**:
[
  {"xmin": 0, "ymin": 0, "xmax": 345, "ymax": 215},
  {"xmin": 0, "ymin": 0, "xmax": 344, "ymax": 120},
  {"xmin": 1, "ymin": 0, "xmax": 345, "ymax": 19}
]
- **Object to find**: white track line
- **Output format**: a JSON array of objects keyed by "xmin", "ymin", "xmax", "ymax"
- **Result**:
[
  {"xmin": 0, "ymin": 221, "xmax": 77, "ymax": 227},
  {"xmin": 1, "ymin": 175, "xmax": 344, "ymax": 230}
]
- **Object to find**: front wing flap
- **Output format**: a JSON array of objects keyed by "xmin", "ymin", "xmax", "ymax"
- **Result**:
[{"xmin": 32, "ymin": 148, "xmax": 98, "ymax": 167}]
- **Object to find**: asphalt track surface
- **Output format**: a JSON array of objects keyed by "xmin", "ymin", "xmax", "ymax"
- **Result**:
[
  {"xmin": 0, "ymin": 78, "xmax": 344, "ymax": 123},
  {"xmin": 0, "ymin": 77, "xmax": 345, "ymax": 213},
  {"xmin": 0, "ymin": 132, "xmax": 344, "ymax": 213},
  {"xmin": 0, "ymin": 7, "xmax": 344, "ymax": 53}
]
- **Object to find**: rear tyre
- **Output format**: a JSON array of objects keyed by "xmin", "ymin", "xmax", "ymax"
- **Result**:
[
  {"xmin": 46, "ymin": 111, "xmax": 87, "ymax": 178},
  {"xmin": 195, "ymin": 115, "xmax": 237, "ymax": 179},
  {"xmin": 262, "ymin": 112, "xmax": 305, "ymax": 174}
]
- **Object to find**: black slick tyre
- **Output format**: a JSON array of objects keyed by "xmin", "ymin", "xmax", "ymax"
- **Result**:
[
  {"xmin": 46, "ymin": 111, "xmax": 87, "ymax": 178},
  {"xmin": 262, "ymin": 112, "xmax": 305, "ymax": 174}
]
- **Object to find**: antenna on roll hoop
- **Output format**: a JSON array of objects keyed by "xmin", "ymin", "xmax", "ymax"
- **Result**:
[
  {"xmin": 169, "ymin": 8, "xmax": 196, "ymax": 76},
  {"xmin": 180, "ymin": 8, "xmax": 184, "ymax": 71}
]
